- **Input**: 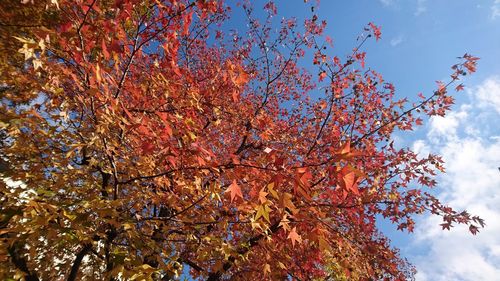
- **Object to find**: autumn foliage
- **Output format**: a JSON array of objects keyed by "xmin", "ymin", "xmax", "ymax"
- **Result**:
[{"xmin": 0, "ymin": 0, "xmax": 484, "ymax": 280}]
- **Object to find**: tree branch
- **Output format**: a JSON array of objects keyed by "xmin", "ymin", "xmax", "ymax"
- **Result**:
[
  {"xmin": 178, "ymin": 257, "xmax": 204, "ymax": 272},
  {"xmin": 7, "ymin": 243, "xmax": 39, "ymax": 281},
  {"xmin": 114, "ymin": 2, "xmax": 196, "ymax": 99},
  {"xmin": 67, "ymin": 244, "xmax": 92, "ymax": 281}
]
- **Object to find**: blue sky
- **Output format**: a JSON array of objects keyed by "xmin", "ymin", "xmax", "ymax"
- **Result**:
[
  {"xmin": 294, "ymin": 0, "xmax": 500, "ymax": 95},
  {"xmin": 275, "ymin": 0, "xmax": 500, "ymax": 280}
]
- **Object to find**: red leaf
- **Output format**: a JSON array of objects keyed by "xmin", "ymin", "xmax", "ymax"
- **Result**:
[
  {"xmin": 60, "ymin": 21, "xmax": 72, "ymax": 33},
  {"xmin": 102, "ymin": 39, "xmax": 110, "ymax": 60},
  {"xmin": 319, "ymin": 71, "xmax": 327, "ymax": 82},
  {"xmin": 368, "ymin": 22, "xmax": 382, "ymax": 41},
  {"xmin": 141, "ymin": 141, "xmax": 155, "ymax": 153}
]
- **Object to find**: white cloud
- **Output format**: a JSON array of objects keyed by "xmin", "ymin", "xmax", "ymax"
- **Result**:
[
  {"xmin": 475, "ymin": 76, "xmax": 500, "ymax": 114},
  {"xmin": 427, "ymin": 105, "xmax": 469, "ymax": 142},
  {"xmin": 409, "ymin": 77, "xmax": 500, "ymax": 281},
  {"xmin": 414, "ymin": 138, "xmax": 500, "ymax": 281},
  {"xmin": 390, "ymin": 35, "xmax": 404, "ymax": 47},
  {"xmin": 415, "ymin": 0, "xmax": 427, "ymax": 16},
  {"xmin": 379, "ymin": 0, "xmax": 395, "ymax": 6},
  {"xmin": 412, "ymin": 139, "xmax": 430, "ymax": 156},
  {"xmin": 379, "ymin": 0, "xmax": 430, "ymax": 15},
  {"xmin": 492, "ymin": 0, "xmax": 500, "ymax": 19}
]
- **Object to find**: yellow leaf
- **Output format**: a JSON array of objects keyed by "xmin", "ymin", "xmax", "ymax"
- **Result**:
[
  {"xmin": 318, "ymin": 237, "xmax": 331, "ymax": 252},
  {"xmin": 95, "ymin": 64, "xmax": 102, "ymax": 82},
  {"xmin": 32, "ymin": 59, "xmax": 42, "ymax": 70},
  {"xmin": 250, "ymin": 219, "xmax": 262, "ymax": 230},
  {"xmin": 258, "ymin": 189, "xmax": 268, "ymax": 204},
  {"xmin": 263, "ymin": 263, "xmax": 271, "ymax": 275},
  {"xmin": 38, "ymin": 38, "xmax": 46, "ymax": 51},
  {"xmin": 63, "ymin": 210, "xmax": 76, "ymax": 220},
  {"xmin": 13, "ymin": 36, "xmax": 35, "ymax": 44},
  {"xmin": 51, "ymin": 0, "xmax": 60, "ymax": 9},
  {"xmin": 187, "ymin": 131, "xmax": 197, "ymax": 140},
  {"xmin": 267, "ymin": 182, "xmax": 279, "ymax": 199},
  {"xmin": 278, "ymin": 214, "xmax": 290, "ymax": 231},
  {"xmin": 255, "ymin": 204, "xmax": 271, "ymax": 223},
  {"xmin": 278, "ymin": 262, "xmax": 286, "ymax": 269},
  {"xmin": 140, "ymin": 264, "xmax": 152, "ymax": 270},
  {"xmin": 281, "ymin": 193, "xmax": 298, "ymax": 215}
]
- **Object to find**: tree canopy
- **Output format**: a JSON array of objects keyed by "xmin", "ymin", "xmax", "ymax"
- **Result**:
[{"xmin": 0, "ymin": 0, "xmax": 484, "ymax": 280}]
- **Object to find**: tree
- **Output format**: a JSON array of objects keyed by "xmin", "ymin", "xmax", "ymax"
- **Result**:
[{"xmin": 0, "ymin": 0, "xmax": 484, "ymax": 280}]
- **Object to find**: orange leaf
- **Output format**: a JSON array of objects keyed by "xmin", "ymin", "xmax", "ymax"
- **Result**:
[
  {"xmin": 319, "ymin": 71, "xmax": 327, "ymax": 82},
  {"xmin": 226, "ymin": 180, "xmax": 243, "ymax": 202},
  {"xmin": 232, "ymin": 90, "xmax": 240, "ymax": 102},
  {"xmin": 95, "ymin": 64, "xmax": 102, "ymax": 82},
  {"xmin": 287, "ymin": 227, "xmax": 302, "ymax": 247},
  {"xmin": 258, "ymin": 189, "xmax": 268, "ymax": 204},
  {"xmin": 343, "ymin": 171, "xmax": 359, "ymax": 195},
  {"xmin": 234, "ymin": 70, "xmax": 249, "ymax": 86},
  {"xmin": 340, "ymin": 140, "xmax": 351, "ymax": 154}
]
